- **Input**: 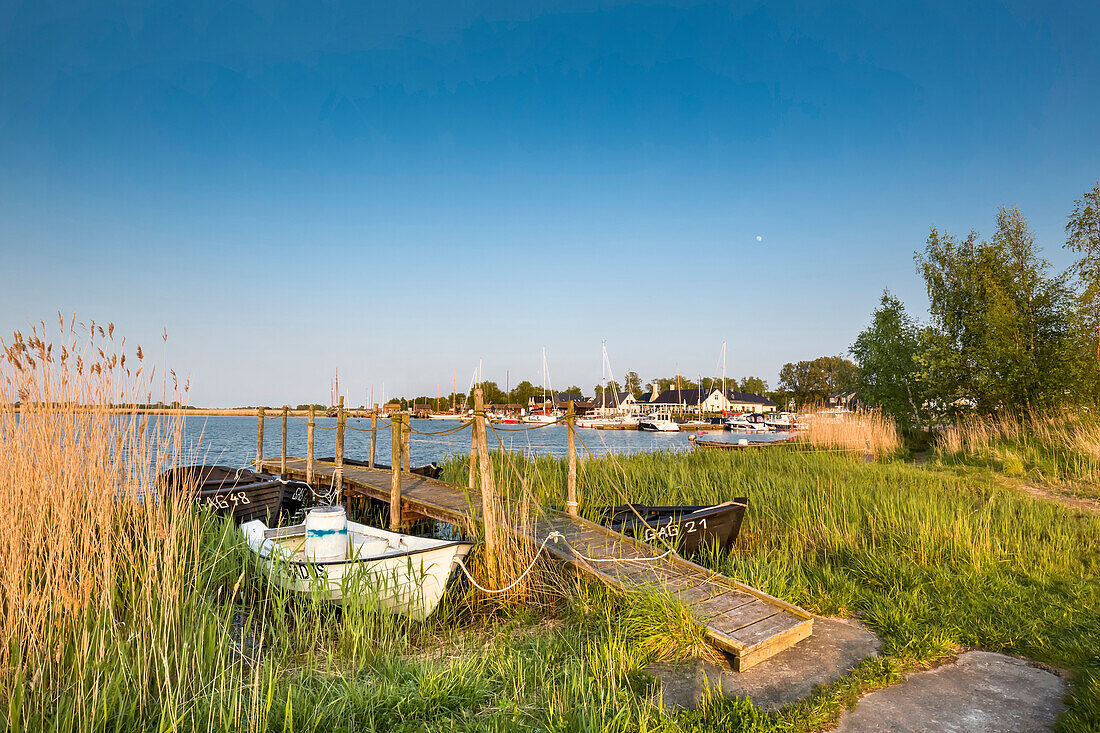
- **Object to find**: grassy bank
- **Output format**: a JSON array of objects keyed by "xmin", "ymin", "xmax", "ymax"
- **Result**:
[{"xmin": 3, "ymin": 325, "xmax": 1098, "ymax": 731}]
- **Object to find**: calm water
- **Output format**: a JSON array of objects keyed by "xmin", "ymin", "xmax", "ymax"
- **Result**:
[{"xmin": 173, "ymin": 415, "xmax": 791, "ymax": 469}]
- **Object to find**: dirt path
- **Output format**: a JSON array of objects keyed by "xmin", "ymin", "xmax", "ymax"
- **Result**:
[{"xmin": 1018, "ymin": 483, "xmax": 1100, "ymax": 514}]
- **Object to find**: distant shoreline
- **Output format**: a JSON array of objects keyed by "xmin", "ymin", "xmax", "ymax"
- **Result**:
[{"xmin": 12, "ymin": 407, "xmax": 378, "ymax": 417}]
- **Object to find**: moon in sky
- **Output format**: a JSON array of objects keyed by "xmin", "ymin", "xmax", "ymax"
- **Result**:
[{"xmin": 756, "ymin": 235, "xmax": 763, "ymax": 242}]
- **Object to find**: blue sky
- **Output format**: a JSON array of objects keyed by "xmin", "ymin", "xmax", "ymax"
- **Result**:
[{"xmin": 2, "ymin": 1, "xmax": 1098, "ymax": 406}]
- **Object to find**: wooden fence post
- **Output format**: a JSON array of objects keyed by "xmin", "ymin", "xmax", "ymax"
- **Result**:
[
  {"xmin": 255, "ymin": 406, "xmax": 265, "ymax": 470},
  {"xmin": 369, "ymin": 404, "xmax": 378, "ymax": 469},
  {"xmin": 334, "ymin": 396, "xmax": 345, "ymax": 505},
  {"xmin": 468, "ymin": 413, "xmax": 478, "ymax": 489},
  {"xmin": 390, "ymin": 413, "xmax": 402, "ymax": 529},
  {"xmin": 306, "ymin": 406, "xmax": 315, "ymax": 486},
  {"xmin": 566, "ymin": 399, "xmax": 578, "ymax": 515},
  {"xmin": 280, "ymin": 405, "xmax": 288, "ymax": 475},
  {"xmin": 474, "ymin": 387, "xmax": 498, "ymax": 586},
  {"xmin": 402, "ymin": 411, "xmax": 412, "ymax": 472}
]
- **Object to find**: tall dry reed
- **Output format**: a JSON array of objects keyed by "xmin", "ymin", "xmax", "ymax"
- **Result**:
[
  {"xmin": 936, "ymin": 408, "xmax": 1100, "ymax": 483},
  {"xmin": 0, "ymin": 317, "xmax": 243, "ymax": 728},
  {"xmin": 797, "ymin": 409, "xmax": 901, "ymax": 457}
]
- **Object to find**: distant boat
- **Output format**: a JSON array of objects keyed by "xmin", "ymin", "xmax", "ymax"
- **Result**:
[
  {"xmin": 595, "ymin": 500, "xmax": 748, "ymax": 555},
  {"xmin": 724, "ymin": 414, "xmax": 771, "ymax": 432},
  {"xmin": 638, "ymin": 413, "xmax": 679, "ymax": 432},
  {"xmin": 157, "ymin": 465, "xmax": 304, "ymax": 523},
  {"xmin": 521, "ymin": 413, "xmax": 559, "ymax": 425},
  {"xmin": 427, "ymin": 413, "xmax": 463, "ymax": 420},
  {"xmin": 242, "ymin": 507, "xmax": 473, "ymax": 619}
]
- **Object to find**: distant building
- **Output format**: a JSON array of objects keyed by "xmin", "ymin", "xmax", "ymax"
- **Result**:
[
  {"xmin": 528, "ymin": 392, "xmax": 586, "ymax": 413},
  {"xmin": 637, "ymin": 387, "xmax": 777, "ymax": 414},
  {"xmin": 591, "ymin": 391, "xmax": 638, "ymax": 415}
]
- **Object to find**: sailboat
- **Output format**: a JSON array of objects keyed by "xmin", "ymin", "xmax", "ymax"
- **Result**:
[{"xmin": 521, "ymin": 347, "xmax": 561, "ymax": 424}]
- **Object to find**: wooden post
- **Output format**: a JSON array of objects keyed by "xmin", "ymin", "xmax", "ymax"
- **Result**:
[
  {"xmin": 468, "ymin": 413, "xmax": 478, "ymax": 489},
  {"xmin": 334, "ymin": 396, "xmax": 345, "ymax": 504},
  {"xmin": 369, "ymin": 404, "xmax": 378, "ymax": 469},
  {"xmin": 306, "ymin": 406, "xmax": 315, "ymax": 486},
  {"xmin": 390, "ymin": 413, "xmax": 402, "ymax": 530},
  {"xmin": 402, "ymin": 411, "xmax": 411, "ymax": 472},
  {"xmin": 474, "ymin": 387, "xmax": 498, "ymax": 586},
  {"xmin": 566, "ymin": 399, "xmax": 578, "ymax": 515},
  {"xmin": 280, "ymin": 405, "xmax": 288, "ymax": 475},
  {"xmin": 255, "ymin": 406, "xmax": 265, "ymax": 470}
]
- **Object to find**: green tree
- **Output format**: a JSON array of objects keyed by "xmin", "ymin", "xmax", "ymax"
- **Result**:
[
  {"xmin": 623, "ymin": 371, "xmax": 643, "ymax": 397},
  {"xmin": 739, "ymin": 376, "xmax": 768, "ymax": 395},
  {"xmin": 509, "ymin": 380, "xmax": 538, "ymax": 406},
  {"xmin": 851, "ymin": 290, "xmax": 928, "ymax": 427},
  {"xmin": 917, "ymin": 207, "xmax": 1075, "ymax": 412},
  {"xmin": 594, "ymin": 380, "xmax": 623, "ymax": 395},
  {"xmin": 778, "ymin": 357, "xmax": 859, "ymax": 406},
  {"xmin": 1066, "ymin": 182, "xmax": 1100, "ymax": 402}
]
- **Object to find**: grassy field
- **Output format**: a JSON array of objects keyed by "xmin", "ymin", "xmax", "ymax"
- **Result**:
[{"xmin": 3, "ymin": 324, "xmax": 1099, "ymax": 731}]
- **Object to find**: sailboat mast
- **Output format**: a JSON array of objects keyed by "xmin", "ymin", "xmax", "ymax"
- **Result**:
[{"xmin": 722, "ymin": 340, "xmax": 727, "ymax": 413}]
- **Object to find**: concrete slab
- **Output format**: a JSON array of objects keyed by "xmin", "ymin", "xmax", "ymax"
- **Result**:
[
  {"xmin": 834, "ymin": 651, "xmax": 1066, "ymax": 732},
  {"xmin": 650, "ymin": 616, "xmax": 881, "ymax": 711}
]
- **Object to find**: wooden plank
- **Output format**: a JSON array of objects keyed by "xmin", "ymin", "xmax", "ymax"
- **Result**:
[
  {"xmin": 686, "ymin": 589, "xmax": 758, "ymax": 620},
  {"xmin": 733, "ymin": 611, "xmax": 806, "ymax": 648},
  {"xmin": 707, "ymin": 600, "xmax": 778, "ymax": 635},
  {"xmin": 733, "ymin": 619, "xmax": 814, "ymax": 671}
]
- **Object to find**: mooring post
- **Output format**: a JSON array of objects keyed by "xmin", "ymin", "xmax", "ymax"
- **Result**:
[
  {"xmin": 402, "ymin": 411, "xmax": 412, "ymax": 471},
  {"xmin": 255, "ymin": 406, "xmax": 265, "ymax": 470},
  {"xmin": 280, "ymin": 405, "xmax": 288, "ymax": 475},
  {"xmin": 566, "ymin": 399, "xmax": 578, "ymax": 515},
  {"xmin": 369, "ymin": 403, "xmax": 378, "ymax": 468},
  {"xmin": 474, "ymin": 387, "xmax": 498, "ymax": 586},
  {"xmin": 306, "ymin": 405, "xmax": 315, "ymax": 485},
  {"xmin": 468, "ymin": 411, "xmax": 478, "ymax": 490},
  {"xmin": 334, "ymin": 396, "xmax": 345, "ymax": 504},
  {"xmin": 390, "ymin": 413, "xmax": 402, "ymax": 530}
]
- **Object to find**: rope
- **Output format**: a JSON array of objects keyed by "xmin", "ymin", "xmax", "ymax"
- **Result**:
[
  {"xmin": 454, "ymin": 529, "xmax": 675, "ymax": 594},
  {"xmin": 455, "ymin": 531, "xmax": 563, "ymax": 594}
]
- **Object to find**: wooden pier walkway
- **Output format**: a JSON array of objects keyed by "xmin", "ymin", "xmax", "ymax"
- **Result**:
[{"xmin": 260, "ymin": 456, "xmax": 813, "ymax": 670}]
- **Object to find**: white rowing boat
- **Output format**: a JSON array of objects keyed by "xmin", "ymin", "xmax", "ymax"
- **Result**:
[{"xmin": 241, "ymin": 507, "xmax": 473, "ymax": 620}]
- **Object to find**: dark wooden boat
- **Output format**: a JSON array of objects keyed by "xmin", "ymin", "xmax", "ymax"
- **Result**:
[
  {"xmin": 595, "ymin": 499, "xmax": 748, "ymax": 555},
  {"xmin": 316, "ymin": 457, "xmax": 442, "ymax": 479},
  {"xmin": 690, "ymin": 435, "xmax": 792, "ymax": 450},
  {"xmin": 157, "ymin": 465, "xmax": 302, "ymax": 523}
]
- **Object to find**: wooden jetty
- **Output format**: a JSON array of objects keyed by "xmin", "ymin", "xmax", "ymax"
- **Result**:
[{"xmin": 254, "ymin": 391, "xmax": 813, "ymax": 671}]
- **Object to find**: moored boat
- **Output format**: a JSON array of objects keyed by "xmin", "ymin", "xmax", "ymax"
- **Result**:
[
  {"xmin": 638, "ymin": 413, "xmax": 679, "ymax": 432},
  {"xmin": 157, "ymin": 465, "xmax": 304, "ymax": 523},
  {"xmin": 241, "ymin": 506, "xmax": 473, "ymax": 619},
  {"xmin": 595, "ymin": 500, "xmax": 747, "ymax": 555}
]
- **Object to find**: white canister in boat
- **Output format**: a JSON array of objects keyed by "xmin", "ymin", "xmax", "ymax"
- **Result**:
[{"xmin": 304, "ymin": 505, "xmax": 348, "ymax": 562}]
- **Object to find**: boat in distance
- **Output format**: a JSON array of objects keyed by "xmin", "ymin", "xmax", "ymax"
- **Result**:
[
  {"xmin": 638, "ymin": 413, "xmax": 680, "ymax": 432},
  {"xmin": 595, "ymin": 499, "xmax": 747, "ymax": 555},
  {"xmin": 241, "ymin": 509, "xmax": 473, "ymax": 619}
]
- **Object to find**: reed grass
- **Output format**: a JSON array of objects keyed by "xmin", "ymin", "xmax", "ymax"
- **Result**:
[
  {"xmin": 935, "ymin": 410, "xmax": 1100, "ymax": 492},
  {"xmin": 796, "ymin": 410, "xmax": 902, "ymax": 458}
]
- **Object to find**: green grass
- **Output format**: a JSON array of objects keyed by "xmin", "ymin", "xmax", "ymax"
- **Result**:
[{"xmin": 7, "ymin": 449, "xmax": 1100, "ymax": 732}]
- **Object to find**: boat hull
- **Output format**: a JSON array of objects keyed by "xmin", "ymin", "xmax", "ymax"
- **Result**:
[
  {"xmin": 242, "ymin": 519, "xmax": 473, "ymax": 620},
  {"xmin": 596, "ymin": 500, "xmax": 747, "ymax": 555},
  {"xmin": 158, "ymin": 465, "xmax": 299, "ymax": 523}
]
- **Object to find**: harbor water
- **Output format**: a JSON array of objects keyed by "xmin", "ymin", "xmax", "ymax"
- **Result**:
[{"xmin": 168, "ymin": 415, "xmax": 792, "ymax": 469}]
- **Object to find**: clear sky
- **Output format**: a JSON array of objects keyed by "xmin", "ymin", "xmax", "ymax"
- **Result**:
[{"xmin": 2, "ymin": 1, "xmax": 1098, "ymax": 406}]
